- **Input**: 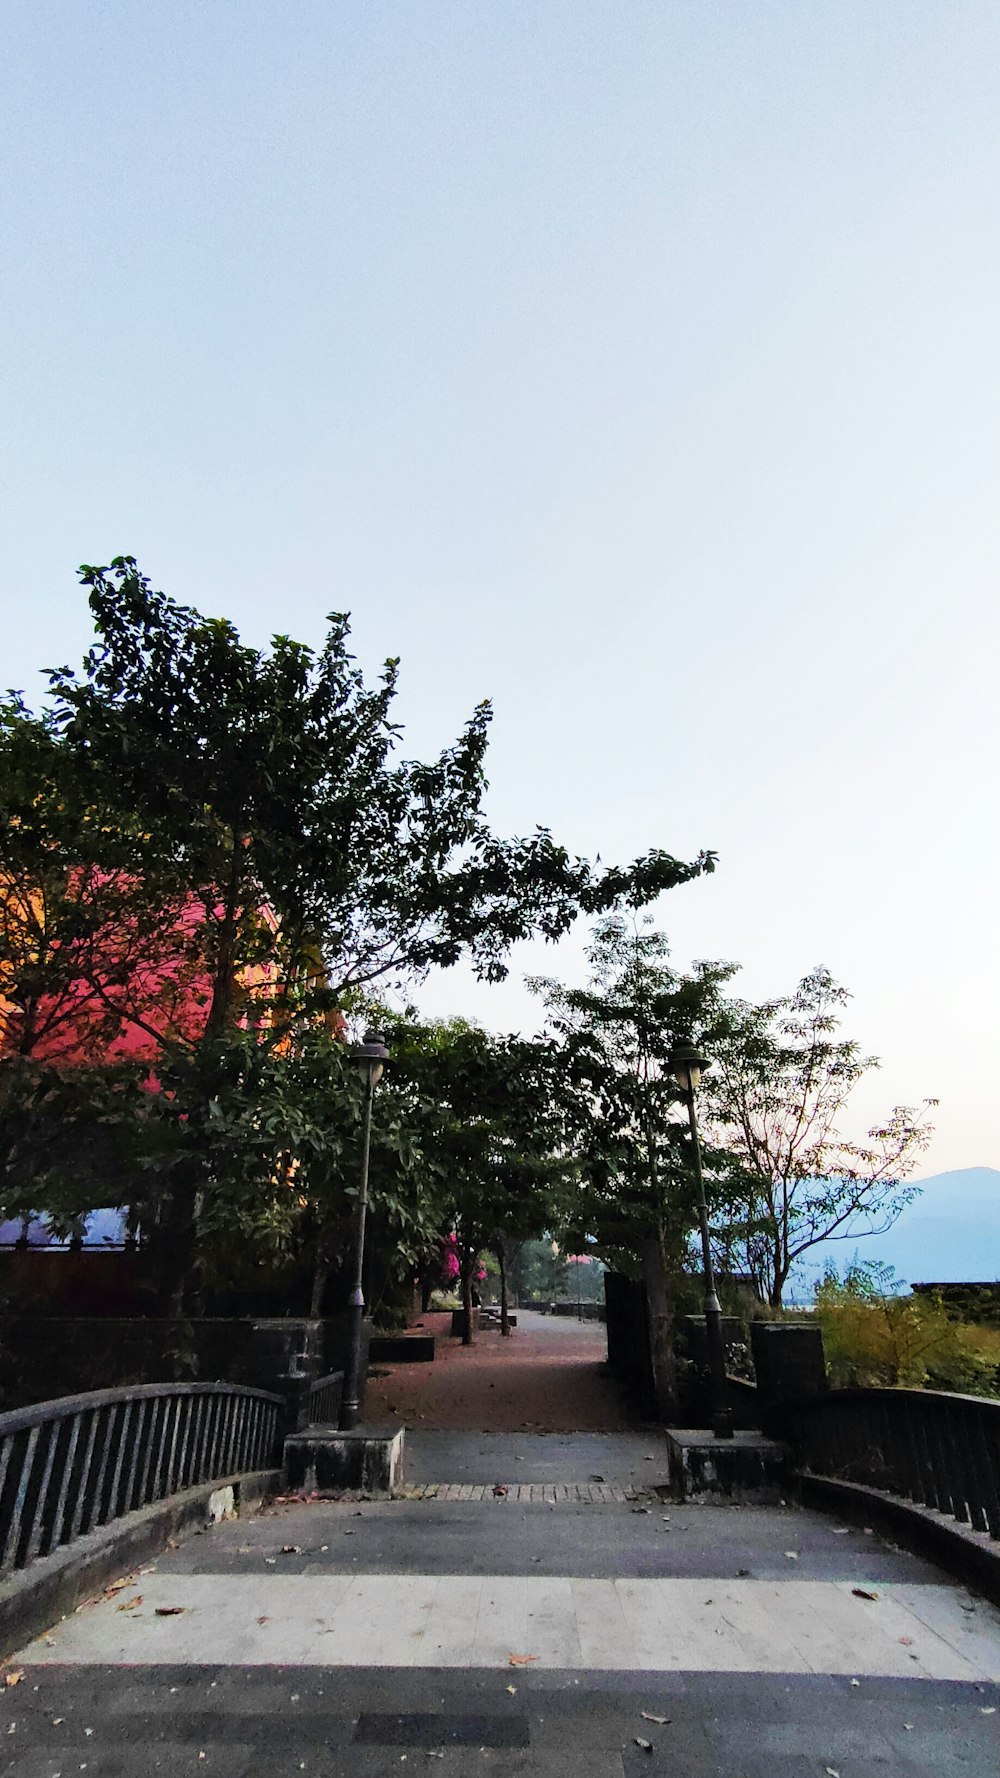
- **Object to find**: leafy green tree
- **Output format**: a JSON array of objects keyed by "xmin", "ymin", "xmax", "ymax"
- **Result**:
[
  {"xmin": 531, "ymin": 915, "xmax": 738, "ymax": 1415},
  {"xmin": 4, "ymin": 558, "xmax": 713, "ymax": 1308},
  {"xmin": 702, "ymin": 968, "xmax": 936, "ymax": 1308},
  {"xmin": 388, "ymin": 1020, "xmax": 572, "ymax": 1342}
]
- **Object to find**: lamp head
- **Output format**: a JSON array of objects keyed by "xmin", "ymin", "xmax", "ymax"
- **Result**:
[
  {"xmin": 350, "ymin": 1031, "xmax": 389, "ymax": 1086},
  {"xmin": 669, "ymin": 1038, "xmax": 708, "ymax": 1095}
]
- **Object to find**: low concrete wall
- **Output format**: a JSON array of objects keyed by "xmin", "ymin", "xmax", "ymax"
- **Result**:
[
  {"xmin": 798, "ymin": 1472, "xmax": 1000, "ymax": 1611},
  {"xmin": 0, "ymin": 1317, "xmax": 343, "ymax": 1430}
]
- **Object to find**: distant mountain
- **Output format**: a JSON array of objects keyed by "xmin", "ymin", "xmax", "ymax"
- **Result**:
[{"xmin": 788, "ymin": 1167, "xmax": 1000, "ymax": 1299}]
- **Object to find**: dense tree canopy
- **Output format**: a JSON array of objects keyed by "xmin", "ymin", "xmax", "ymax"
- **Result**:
[{"xmin": 1, "ymin": 559, "xmax": 714, "ymax": 1311}]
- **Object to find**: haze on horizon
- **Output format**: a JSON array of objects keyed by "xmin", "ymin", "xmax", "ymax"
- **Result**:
[{"xmin": 1, "ymin": 2, "xmax": 997, "ymax": 1175}]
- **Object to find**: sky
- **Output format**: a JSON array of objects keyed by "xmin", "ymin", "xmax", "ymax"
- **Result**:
[{"xmin": 1, "ymin": 2, "xmax": 997, "ymax": 1173}]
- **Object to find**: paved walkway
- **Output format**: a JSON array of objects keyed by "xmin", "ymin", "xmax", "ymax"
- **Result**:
[
  {"xmin": 365, "ymin": 1310, "xmax": 635, "ymax": 1432},
  {"xmin": 5, "ymin": 1315, "xmax": 1000, "ymax": 1773},
  {"xmin": 10, "ymin": 1483, "xmax": 1000, "ymax": 1773}
]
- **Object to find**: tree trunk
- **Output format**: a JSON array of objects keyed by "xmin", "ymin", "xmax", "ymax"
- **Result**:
[
  {"xmin": 497, "ymin": 1243, "xmax": 511, "ymax": 1336},
  {"xmin": 461, "ymin": 1245, "xmax": 476, "ymax": 1346},
  {"xmin": 641, "ymin": 1235, "xmax": 678, "ymax": 1423},
  {"xmin": 309, "ymin": 1250, "xmax": 330, "ymax": 1319},
  {"xmin": 152, "ymin": 1167, "xmax": 201, "ymax": 1321}
]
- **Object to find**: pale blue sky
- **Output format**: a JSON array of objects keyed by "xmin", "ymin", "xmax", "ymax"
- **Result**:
[{"xmin": 2, "ymin": 3, "xmax": 998, "ymax": 1171}]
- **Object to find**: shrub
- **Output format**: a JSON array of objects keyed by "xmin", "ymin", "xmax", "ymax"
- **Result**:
[{"xmin": 815, "ymin": 1262, "xmax": 1000, "ymax": 1397}]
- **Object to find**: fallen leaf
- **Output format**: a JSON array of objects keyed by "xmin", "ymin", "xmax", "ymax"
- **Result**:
[
  {"xmin": 640, "ymin": 1711, "xmax": 671, "ymax": 1725},
  {"xmin": 852, "ymin": 1588, "xmax": 879, "ymax": 1601},
  {"xmin": 154, "ymin": 1606, "xmax": 186, "ymax": 1617},
  {"xmin": 635, "ymin": 1737, "xmax": 653, "ymax": 1751},
  {"xmin": 3, "ymin": 1672, "xmax": 23, "ymax": 1688},
  {"xmin": 591, "ymin": 1475, "xmax": 605, "ymax": 1483},
  {"xmin": 492, "ymin": 1485, "xmax": 508, "ymax": 1497},
  {"xmin": 508, "ymin": 1654, "xmax": 539, "ymax": 1666},
  {"xmin": 899, "ymin": 1636, "xmax": 913, "ymax": 1646},
  {"xmin": 506, "ymin": 1685, "xmax": 517, "ymax": 1695},
  {"xmin": 116, "ymin": 1597, "xmax": 143, "ymax": 1612},
  {"xmin": 257, "ymin": 1615, "xmax": 270, "ymax": 1626}
]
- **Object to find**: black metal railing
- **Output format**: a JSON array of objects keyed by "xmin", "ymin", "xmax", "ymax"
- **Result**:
[
  {"xmin": 0, "ymin": 1382, "xmax": 283, "ymax": 1575},
  {"xmin": 307, "ymin": 1372, "xmax": 343, "ymax": 1425},
  {"xmin": 793, "ymin": 1387, "xmax": 1000, "ymax": 1540}
]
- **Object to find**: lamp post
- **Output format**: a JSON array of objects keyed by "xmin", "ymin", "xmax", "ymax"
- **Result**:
[
  {"xmin": 338, "ymin": 1032, "xmax": 389, "ymax": 1432},
  {"xmin": 668, "ymin": 1039, "xmax": 734, "ymax": 1440}
]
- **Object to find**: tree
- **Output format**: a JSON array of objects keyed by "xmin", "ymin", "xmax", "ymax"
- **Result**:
[
  {"xmin": 4, "ymin": 558, "xmax": 714, "ymax": 1308},
  {"xmin": 388, "ymin": 1020, "xmax": 571, "ymax": 1342},
  {"xmin": 702, "ymin": 967, "xmax": 936, "ymax": 1308},
  {"xmin": 531, "ymin": 916, "xmax": 737, "ymax": 1414}
]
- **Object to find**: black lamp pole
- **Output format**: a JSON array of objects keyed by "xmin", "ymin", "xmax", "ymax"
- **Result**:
[
  {"xmin": 338, "ymin": 1032, "xmax": 389, "ymax": 1432},
  {"xmin": 669, "ymin": 1040, "xmax": 734, "ymax": 1440}
]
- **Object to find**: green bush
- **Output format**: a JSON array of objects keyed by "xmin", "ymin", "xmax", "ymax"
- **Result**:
[{"xmin": 815, "ymin": 1262, "xmax": 1000, "ymax": 1397}]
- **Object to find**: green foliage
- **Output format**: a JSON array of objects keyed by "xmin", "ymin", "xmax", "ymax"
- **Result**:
[
  {"xmin": 52, "ymin": 557, "xmax": 714, "ymax": 1004},
  {"xmin": 3, "ymin": 560, "xmax": 714, "ymax": 1309},
  {"xmin": 529, "ymin": 915, "xmax": 738, "ymax": 1274},
  {"xmin": 814, "ymin": 1262, "xmax": 1000, "ymax": 1398}
]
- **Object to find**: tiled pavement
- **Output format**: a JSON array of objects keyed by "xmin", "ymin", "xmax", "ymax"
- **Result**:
[
  {"xmin": 7, "ymin": 1447, "xmax": 1000, "ymax": 1775},
  {"xmin": 399, "ymin": 1483, "xmax": 634, "ymax": 1502},
  {"xmin": 4, "ymin": 1316, "xmax": 1000, "ymax": 1775}
]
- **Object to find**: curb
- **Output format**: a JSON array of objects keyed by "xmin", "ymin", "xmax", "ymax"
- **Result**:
[
  {"xmin": 0, "ymin": 1468, "xmax": 282, "ymax": 1663},
  {"xmin": 798, "ymin": 1472, "xmax": 1000, "ymax": 1608}
]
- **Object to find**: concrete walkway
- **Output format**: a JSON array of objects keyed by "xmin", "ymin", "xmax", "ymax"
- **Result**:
[
  {"xmin": 5, "ymin": 1318, "xmax": 1000, "ymax": 1772},
  {"xmin": 9, "ymin": 1450, "xmax": 1000, "ymax": 1774}
]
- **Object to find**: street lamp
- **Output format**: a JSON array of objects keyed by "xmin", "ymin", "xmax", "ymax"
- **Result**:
[
  {"xmin": 338, "ymin": 1031, "xmax": 389, "ymax": 1432},
  {"xmin": 668, "ymin": 1038, "xmax": 734, "ymax": 1440}
]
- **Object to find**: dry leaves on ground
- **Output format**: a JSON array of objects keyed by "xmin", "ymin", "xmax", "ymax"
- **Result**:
[
  {"xmin": 852, "ymin": 1588, "xmax": 879, "ymax": 1601},
  {"xmin": 154, "ymin": 1607, "xmax": 186, "ymax": 1617},
  {"xmin": 3, "ymin": 1672, "xmax": 23, "ymax": 1688},
  {"xmin": 508, "ymin": 1654, "xmax": 538, "ymax": 1666}
]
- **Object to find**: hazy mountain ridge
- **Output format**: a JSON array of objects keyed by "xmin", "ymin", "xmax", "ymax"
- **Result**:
[{"xmin": 791, "ymin": 1167, "xmax": 1000, "ymax": 1297}]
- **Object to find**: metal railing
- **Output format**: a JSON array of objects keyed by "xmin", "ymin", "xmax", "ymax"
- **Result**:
[
  {"xmin": 0, "ymin": 1382, "xmax": 283, "ymax": 1575},
  {"xmin": 307, "ymin": 1372, "xmax": 343, "ymax": 1425},
  {"xmin": 793, "ymin": 1387, "xmax": 1000, "ymax": 1540}
]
